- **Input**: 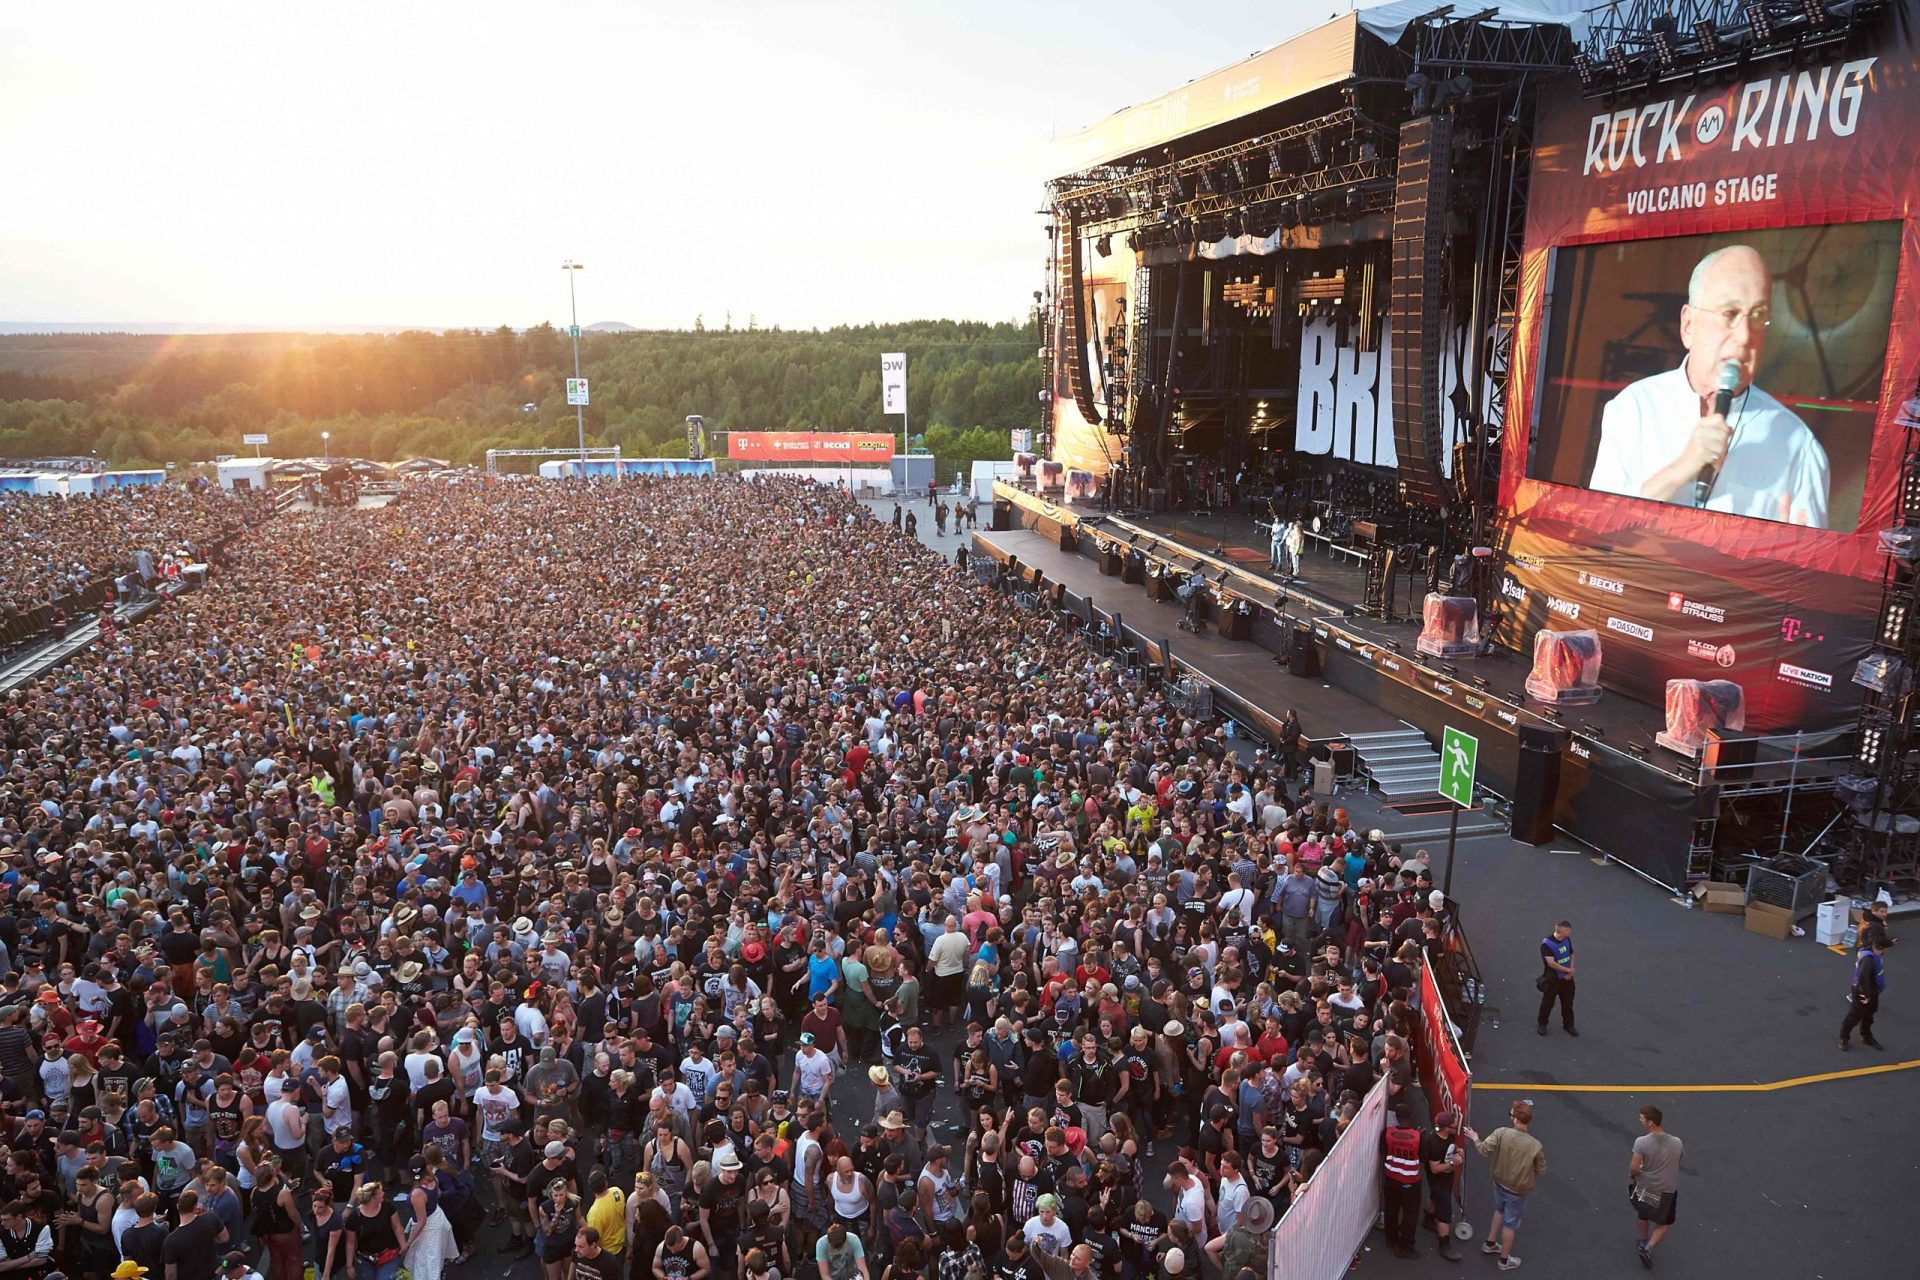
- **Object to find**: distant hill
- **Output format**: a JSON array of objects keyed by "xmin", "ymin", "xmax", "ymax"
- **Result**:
[
  {"xmin": 0, "ymin": 320, "xmax": 1039, "ymax": 476},
  {"xmin": 584, "ymin": 321, "xmax": 637, "ymax": 333}
]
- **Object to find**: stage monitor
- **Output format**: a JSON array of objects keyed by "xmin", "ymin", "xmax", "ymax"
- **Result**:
[{"xmin": 1529, "ymin": 221, "xmax": 1901, "ymax": 535}]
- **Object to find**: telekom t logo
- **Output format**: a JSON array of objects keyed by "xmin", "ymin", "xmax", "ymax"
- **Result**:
[{"xmin": 1780, "ymin": 617, "xmax": 1825, "ymax": 643}]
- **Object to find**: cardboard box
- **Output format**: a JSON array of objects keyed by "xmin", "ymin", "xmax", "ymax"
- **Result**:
[
  {"xmin": 1745, "ymin": 900, "xmax": 1795, "ymax": 940},
  {"xmin": 1692, "ymin": 881, "xmax": 1747, "ymax": 914},
  {"xmin": 1816, "ymin": 899, "xmax": 1849, "ymax": 946}
]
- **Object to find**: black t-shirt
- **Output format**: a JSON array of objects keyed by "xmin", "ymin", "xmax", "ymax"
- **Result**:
[
  {"xmin": 314, "ymin": 1142, "xmax": 368, "ymax": 1203},
  {"xmin": 698, "ymin": 1173, "xmax": 749, "ymax": 1243},
  {"xmin": 526, "ymin": 1161, "xmax": 578, "ymax": 1212},
  {"xmin": 1421, "ymin": 1129, "xmax": 1457, "ymax": 1194},
  {"xmin": 990, "ymin": 1253, "xmax": 1042, "ymax": 1280},
  {"xmin": 572, "ymin": 1248, "xmax": 622, "ymax": 1280},
  {"xmin": 119, "ymin": 1221, "xmax": 169, "ymax": 1275},
  {"xmin": 895, "ymin": 1047, "xmax": 940, "ymax": 1098},
  {"xmin": 163, "ymin": 1212, "xmax": 225, "ymax": 1280},
  {"xmin": 1118, "ymin": 1209, "xmax": 1166, "ymax": 1268}
]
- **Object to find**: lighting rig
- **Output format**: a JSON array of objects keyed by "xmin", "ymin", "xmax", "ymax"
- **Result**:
[{"xmin": 1575, "ymin": 0, "xmax": 1885, "ymax": 96}]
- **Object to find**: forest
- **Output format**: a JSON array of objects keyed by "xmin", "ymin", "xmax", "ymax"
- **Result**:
[{"xmin": 0, "ymin": 319, "xmax": 1043, "ymax": 479}]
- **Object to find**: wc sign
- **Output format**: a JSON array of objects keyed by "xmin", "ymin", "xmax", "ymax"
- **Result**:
[{"xmin": 882, "ymin": 353, "xmax": 907, "ymax": 415}]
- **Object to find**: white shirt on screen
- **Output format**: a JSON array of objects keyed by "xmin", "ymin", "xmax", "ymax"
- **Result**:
[{"xmin": 1588, "ymin": 365, "xmax": 1831, "ymax": 529}]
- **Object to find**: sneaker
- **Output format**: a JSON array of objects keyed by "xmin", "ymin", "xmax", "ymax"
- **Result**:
[
  {"xmin": 1838, "ymin": 1038, "xmax": 1851, "ymax": 1051},
  {"xmin": 1497, "ymin": 1257, "xmax": 1523, "ymax": 1271},
  {"xmin": 1391, "ymin": 1246, "xmax": 1420, "ymax": 1259},
  {"xmin": 1536, "ymin": 1025, "xmax": 1548, "ymax": 1036},
  {"xmin": 1638, "ymin": 1241, "xmax": 1653, "ymax": 1269},
  {"xmin": 1482, "ymin": 1240, "xmax": 1503, "ymax": 1255},
  {"xmin": 1438, "ymin": 1242, "xmax": 1464, "ymax": 1262},
  {"xmin": 1863, "ymin": 1037, "xmax": 1886, "ymax": 1050},
  {"xmin": 1565, "ymin": 1027, "xmax": 1580, "ymax": 1037}
]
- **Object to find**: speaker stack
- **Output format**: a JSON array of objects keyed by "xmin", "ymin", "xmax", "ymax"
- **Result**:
[{"xmin": 1511, "ymin": 722, "xmax": 1567, "ymax": 846}]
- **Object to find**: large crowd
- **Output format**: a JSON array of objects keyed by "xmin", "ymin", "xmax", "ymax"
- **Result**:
[
  {"xmin": 0, "ymin": 475, "xmax": 1462, "ymax": 1280},
  {"xmin": 0, "ymin": 485, "xmax": 254, "ymax": 619}
]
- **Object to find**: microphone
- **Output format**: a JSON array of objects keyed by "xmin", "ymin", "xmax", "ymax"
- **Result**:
[{"xmin": 1695, "ymin": 360, "xmax": 1741, "ymax": 507}]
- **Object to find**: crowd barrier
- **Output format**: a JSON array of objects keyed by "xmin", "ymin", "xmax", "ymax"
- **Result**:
[{"xmin": 1266, "ymin": 1074, "xmax": 1390, "ymax": 1279}]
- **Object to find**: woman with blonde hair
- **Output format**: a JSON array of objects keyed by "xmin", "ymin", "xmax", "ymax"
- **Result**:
[{"xmin": 343, "ymin": 1181, "xmax": 408, "ymax": 1280}]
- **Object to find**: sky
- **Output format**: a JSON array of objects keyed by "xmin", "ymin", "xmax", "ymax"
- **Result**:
[{"xmin": 0, "ymin": 1, "xmax": 1345, "ymax": 332}]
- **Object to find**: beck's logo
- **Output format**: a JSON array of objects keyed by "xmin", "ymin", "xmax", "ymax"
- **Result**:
[{"xmin": 1579, "ymin": 571, "xmax": 1626, "ymax": 596}]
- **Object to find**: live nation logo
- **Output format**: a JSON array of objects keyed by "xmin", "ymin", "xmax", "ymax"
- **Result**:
[{"xmin": 1777, "ymin": 662, "xmax": 1834, "ymax": 692}]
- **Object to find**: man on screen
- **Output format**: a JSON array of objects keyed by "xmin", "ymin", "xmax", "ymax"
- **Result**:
[{"xmin": 1588, "ymin": 244, "xmax": 1830, "ymax": 528}]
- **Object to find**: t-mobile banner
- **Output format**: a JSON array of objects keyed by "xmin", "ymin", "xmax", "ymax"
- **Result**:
[{"xmin": 1500, "ymin": 11, "xmax": 1920, "ymax": 730}]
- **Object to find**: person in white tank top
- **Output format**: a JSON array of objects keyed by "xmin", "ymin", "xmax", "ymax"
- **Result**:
[{"xmin": 827, "ymin": 1156, "xmax": 870, "ymax": 1226}]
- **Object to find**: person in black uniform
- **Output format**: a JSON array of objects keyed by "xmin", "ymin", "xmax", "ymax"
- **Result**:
[{"xmin": 1537, "ymin": 921, "xmax": 1577, "ymax": 1037}]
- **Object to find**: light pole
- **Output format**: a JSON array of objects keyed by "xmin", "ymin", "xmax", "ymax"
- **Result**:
[{"xmin": 562, "ymin": 260, "xmax": 586, "ymax": 463}]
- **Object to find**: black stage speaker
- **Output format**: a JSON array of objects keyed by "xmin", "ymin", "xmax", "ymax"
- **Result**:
[
  {"xmin": 1511, "ymin": 723, "xmax": 1567, "ymax": 845},
  {"xmin": 1388, "ymin": 113, "xmax": 1455, "ymax": 510},
  {"xmin": 1059, "ymin": 524, "xmax": 1076, "ymax": 552},
  {"xmin": 1147, "ymin": 571, "xmax": 1176, "ymax": 602},
  {"xmin": 1123, "ymin": 553, "xmax": 1145, "ymax": 584},
  {"xmin": 1701, "ymin": 730, "xmax": 1758, "ymax": 780},
  {"xmin": 1288, "ymin": 621, "xmax": 1320, "ymax": 678},
  {"xmin": 1223, "ymin": 602, "xmax": 1253, "ymax": 641},
  {"xmin": 991, "ymin": 498, "xmax": 1014, "ymax": 531},
  {"xmin": 1099, "ymin": 546, "xmax": 1123, "ymax": 576}
]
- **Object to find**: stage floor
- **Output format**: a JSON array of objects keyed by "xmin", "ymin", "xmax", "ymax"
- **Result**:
[
  {"xmin": 972, "ymin": 528, "xmax": 1411, "ymax": 743},
  {"xmin": 1122, "ymin": 505, "xmax": 1377, "ymax": 609}
]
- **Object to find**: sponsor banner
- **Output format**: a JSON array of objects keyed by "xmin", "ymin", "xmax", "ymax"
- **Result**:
[
  {"xmin": 1416, "ymin": 955, "xmax": 1473, "ymax": 1131},
  {"xmin": 727, "ymin": 432, "xmax": 896, "ymax": 464},
  {"xmin": 1495, "ymin": 525, "xmax": 1873, "ymax": 733}
]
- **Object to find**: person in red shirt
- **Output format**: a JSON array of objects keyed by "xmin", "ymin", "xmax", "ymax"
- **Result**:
[
  {"xmin": 1072, "ymin": 951, "xmax": 1111, "ymax": 992},
  {"xmin": 1254, "ymin": 1014, "xmax": 1289, "ymax": 1065},
  {"xmin": 64, "ymin": 1019, "xmax": 110, "ymax": 1067},
  {"xmin": 841, "ymin": 743, "xmax": 870, "ymax": 789}
]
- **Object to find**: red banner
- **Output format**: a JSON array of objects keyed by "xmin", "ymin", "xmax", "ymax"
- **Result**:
[
  {"xmin": 726, "ymin": 432, "xmax": 895, "ymax": 464},
  {"xmin": 1416, "ymin": 955, "xmax": 1472, "ymax": 1127}
]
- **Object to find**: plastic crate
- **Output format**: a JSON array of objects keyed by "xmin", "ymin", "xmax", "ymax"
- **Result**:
[
  {"xmin": 1745, "ymin": 856, "xmax": 1827, "ymax": 919},
  {"xmin": 1169, "ymin": 675, "xmax": 1214, "ymax": 719}
]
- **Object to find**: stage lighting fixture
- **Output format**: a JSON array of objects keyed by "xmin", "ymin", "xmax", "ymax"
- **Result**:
[
  {"xmin": 1884, "ymin": 601, "xmax": 1909, "ymax": 647},
  {"xmin": 1095, "ymin": 234, "xmax": 1112, "ymax": 257},
  {"xmin": 1230, "ymin": 157, "xmax": 1248, "ymax": 187},
  {"xmin": 1695, "ymin": 19, "xmax": 1723, "ymax": 53},
  {"xmin": 1861, "ymin": 725, "xmax": 1884, "ymax": 767},
  {"xmin": 1471, "ymin": 675, "xmax": 1490, "ymax": 689},
  {"xmin": 1607, "ymin": 44, "xmax": 1632, "ymax": 78},
  {"xmin": 1571, "ymin": 52, "xmax": 1597, "ymax": 91},
  {"xmin": 1307, "ymin": 132, "xmax": 1326, "ymax": 166},
  {"xmin": 1386, "ymin": 640, "xmax": 1403, "ymax": 655},
  {"xmin": 1043, "ymin": 224, "xmax": 1055, "ymax": 237},
  {"xmin": 1406, "ymin": 71, "xmax": 1434, "ymax": 113},
  {"xmin": 1126, "ymin": 231, "xmax": 1141, "ymax": 252},
  {"xmin": 1650, "ymin": 21, "xmax": 1678, "ymax": 68},
  {"xmin": 1626, "ymin": 742, "xmax": 1650, "ymax": 760},
  {"xmin": 1265, "ymin": 142, "xmax": 1285, "ymax": 175},
  {"xmin": 1581, "ymin": 722, "xmax": 1606, "ymax": 740},
  {"xmin": 1902, "ymin": 468, "xmax": 1920, "ymax": 520},
  {"xmin": 1745, "ymin": 0, "xmax": 1774, "ymax": 41},
  {"xmin": 1801, "ymin": 0, "xmax": 1832, "ymax": 28}
]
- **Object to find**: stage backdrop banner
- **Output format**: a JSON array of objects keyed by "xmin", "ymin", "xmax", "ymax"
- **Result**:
[
  {"xmin": 1501, "ymin": 10, "xmax": 1920, "ymax": 733},
  {"xmin": 1417, "ymin": 954, "xmax": 1473, "ymax": 1126},
  {"xmin": 726, "ymin": 432, "xmax": 896, "ymax": 464},
  {"xmin": 1267, "ymin": 1075, "xmax": 1390, "ymax": 1280}
]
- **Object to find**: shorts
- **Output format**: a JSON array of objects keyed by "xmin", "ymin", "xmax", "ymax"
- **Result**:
[
  {"xmin": 1642, "ymin": 1189, "xmax": 1678, "ymax": 1227},
  {"xmin": 1493, "ymin": 1183, "xmax": 1528, "ymax": 1231},
  {"xmin": 929, "ymin": 970, "xmax": 965, "ymax": 1008}
]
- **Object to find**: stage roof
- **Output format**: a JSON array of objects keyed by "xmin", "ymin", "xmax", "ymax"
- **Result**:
[{"xmin": 1050, "ymin": 2, "xmax": 1589, "ymax": 175}]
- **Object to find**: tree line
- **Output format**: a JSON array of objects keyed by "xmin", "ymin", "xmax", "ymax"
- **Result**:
[{"xmin": 0, "ymin": 320, "xmax": 1044, "ymax": 480}]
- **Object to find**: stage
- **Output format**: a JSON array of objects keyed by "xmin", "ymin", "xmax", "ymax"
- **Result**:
[{"xmin": 985, "ymin": 483, "xmax": 1850, "ymax": 892}]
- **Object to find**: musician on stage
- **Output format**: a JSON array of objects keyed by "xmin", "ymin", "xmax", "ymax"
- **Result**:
[{"xmin": 1587, "ymin": 244, "xmax": 1829, "ymax": 528}]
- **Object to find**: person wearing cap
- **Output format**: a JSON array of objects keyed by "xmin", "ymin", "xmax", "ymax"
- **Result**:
[
  {"xmin": 790, "ymin": 1033, "xmax": 834, "ymax": 1109},
  {"xmin": 697, "ymin": 1147, "xmax": 748, "ymax": 1276},
  {"xmin": 219, "ymin": 1251, "xmax": 263, "ymax": 1280}
]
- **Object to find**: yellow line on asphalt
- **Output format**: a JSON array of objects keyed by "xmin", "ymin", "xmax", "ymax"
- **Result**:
[{"xmin": 1474, "ymin": 1058, "xmax": 1920, "ymax": 1093}]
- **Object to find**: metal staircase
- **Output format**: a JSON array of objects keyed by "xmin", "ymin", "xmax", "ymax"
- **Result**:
[{"xmin": 1348, "ymin": 727, "xmax": 1442, "ymax": 798}]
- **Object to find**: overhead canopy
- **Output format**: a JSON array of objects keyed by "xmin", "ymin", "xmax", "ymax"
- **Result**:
[
  {"xmin": 1052, "ymin": 15, "xmax": 1364, "ymax": 174},
  {"xmin": 1051, "ymin": 2, "xmax": 1589, "ymax": 176}
]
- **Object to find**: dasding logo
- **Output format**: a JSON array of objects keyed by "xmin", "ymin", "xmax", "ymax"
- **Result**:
[
  {"xmin": 1667, "ymin": 593, "xmax": 1727, "ymax": 624},
  {"xmin": 1583, "ymin": 58, "xmax": 1878, "ymax": 176},
  {"xmin": 1547, "ymin": 595, "xmax": 1581, "ymax": 621},
  {"xmin": 1500, "ymin": 577, "xmax": 1529, "ymax": 603},
  {"xmin": 1687, "ymin": 639, "xmax": 1738, "ymax": 668},
  {"xmin": 1778, "ymin": 662, "xmax": 1834, "ymax": 691},
  {"xmin": 1579, "ymin": 570, "xmax": 1626, "ymax": 597},
  {"xmin": 1606, "ymin": 616, "xmax": 1653, "ymax": 642},
  {"xmin": 1434, "ymin": 682, "xmax": 1454, "ymax": 696}
]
